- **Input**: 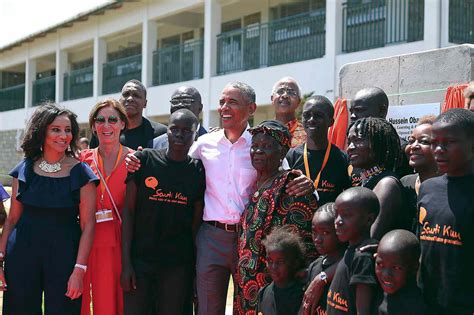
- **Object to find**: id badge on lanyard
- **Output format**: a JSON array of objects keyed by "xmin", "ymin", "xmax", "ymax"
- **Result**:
[{"xmin": 96, "ymin": 209, "xmax": 114, "ymax": 223}]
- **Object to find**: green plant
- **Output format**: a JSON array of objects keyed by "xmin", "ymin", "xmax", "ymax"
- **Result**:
[{"xmin": 296, "ymin": 91, "xmax": 314, "ymax": 120}]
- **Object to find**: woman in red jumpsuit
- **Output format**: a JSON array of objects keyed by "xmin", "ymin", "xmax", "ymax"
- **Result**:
[{"xmin": 80, "ymin": 99, "xmax": 133, "ymax": 315}]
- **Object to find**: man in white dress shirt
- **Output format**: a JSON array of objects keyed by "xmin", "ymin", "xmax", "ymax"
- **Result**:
[
  {"xmin": 189, "ymin": 81, "xmax": 257, "ymax": 315},
  {"xmin": 125, "ymin": 81, "xmax": 314, "ymax": 315}
]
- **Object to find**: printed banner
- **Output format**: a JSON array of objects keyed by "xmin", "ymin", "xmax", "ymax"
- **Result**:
[{"xmin": 387, "ymin": 103, "xmax": 440, "ymax": 140}]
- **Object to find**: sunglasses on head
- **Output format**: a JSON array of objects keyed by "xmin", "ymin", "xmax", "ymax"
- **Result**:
[{"xmin": 95, "ymin": 115, "xmax": 120, "ymax": 124}]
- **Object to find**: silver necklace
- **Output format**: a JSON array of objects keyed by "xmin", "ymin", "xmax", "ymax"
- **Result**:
[{"xmin": 38, "ymin": 155, "xmax": 66, "ymax": 173}]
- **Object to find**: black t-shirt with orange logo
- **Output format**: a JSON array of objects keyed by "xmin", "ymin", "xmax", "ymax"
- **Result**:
[
  {"xmin": 326, "ymin": 238, "xmax": 381, "ymax": 315},
  {"xmin": 126, "ymin": 149, "xmax": 205, "ymax": 268},
  {"xmin": 378, "ymin": 282, "xmax": 425, "ymax": 315},
  {"xmin": 286, "ymin": 144, "xmax": 351, "ymax": 206},
  {"xmin": 417, "ymin": 174, "xmax": 474, "ymax": 313}
]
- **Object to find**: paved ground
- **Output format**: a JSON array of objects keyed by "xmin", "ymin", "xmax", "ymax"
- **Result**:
[{"xmin": 226, "ymin": 280, "xmax": 234, "ymax": 314}]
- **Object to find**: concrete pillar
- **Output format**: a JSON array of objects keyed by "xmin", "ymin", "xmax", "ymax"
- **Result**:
[
  {"xmin": 325, "ymin": 0, "xmax": 343, "ymax": 100},
  {"xmin": 423, "ymin": 0, "xmax": 441, "ymax": 49},
  {"xmin": 440, "ymin": 0, "xmax": 450, "ymax": 46},
  {"xmin": 55, "ymin": 46, "xmax": 68, "ymax": 103},
  {"xmin": 202, "ymin": 0, "xmax": 221, "ymax": 128},
  {"xmin": 259, "ymin": 0, "xmax": 270, "ymax": 67},
  {"xmin": 25, "ymin": 57, "xmax": 36, "ymax": 108},
  {"xmin": 260, "ymin": 0, "xmax": 269, "ymax": 23},
  {"xmin": 93, "ymin": 36, "xmax": 106, "ymax": 97},
  {"xmin": 142, "ymin": 19, "xmax": 157, "ymax": 89}
]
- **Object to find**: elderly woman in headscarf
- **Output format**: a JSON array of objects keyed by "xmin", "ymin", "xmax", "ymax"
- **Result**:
[{"xmin": 234, "ymin": 120, "xmax": 318, "ymax": 315}]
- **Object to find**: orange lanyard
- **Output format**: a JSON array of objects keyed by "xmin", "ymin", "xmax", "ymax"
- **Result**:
[
  {"xmin": 303, "ymin": 142, "xmax": 331, "ymax": 190},
  {"xmin": 97, "ymin": 145, "xmax": 123, "ymax": 203}
]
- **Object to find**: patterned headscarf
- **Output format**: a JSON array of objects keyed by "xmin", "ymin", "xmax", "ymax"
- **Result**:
[{"xmin": 248, "ymin": 120, "xmax": 292, "ymax": 149}]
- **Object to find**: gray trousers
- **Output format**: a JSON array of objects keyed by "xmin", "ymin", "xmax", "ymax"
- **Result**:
[{"xmin": 196, "ymin": 222, "xmax": 239, "ymax": 315}]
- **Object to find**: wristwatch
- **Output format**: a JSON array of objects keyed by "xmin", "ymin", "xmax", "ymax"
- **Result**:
[{"xmin": 319, "ymin": 271, "xmax": 328, "ymax": 285}]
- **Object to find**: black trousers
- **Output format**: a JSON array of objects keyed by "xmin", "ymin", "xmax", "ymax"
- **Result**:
[
  {"xmin": 123, "ymin": 262, "xmax": 193, "ymax": 315},
  {"xmin": 3, "ymin": 226, "xmax": 81, "ymax": 315}
]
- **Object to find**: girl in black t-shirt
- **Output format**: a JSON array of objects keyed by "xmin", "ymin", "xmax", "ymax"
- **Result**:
[
  {"xmin": 302, "ymin": 203, "xmax": 345, "ymax": 315},
  {"xmin": 256, "ymin": 227, "xmax": 306, "ymax": 315}
]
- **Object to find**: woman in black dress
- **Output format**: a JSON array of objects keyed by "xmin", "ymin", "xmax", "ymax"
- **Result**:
[
  {"xmin": 0, "ymin": 103, "xmax": 98, "ymax": 315},
  {"xmin": 347, "ymin": 117, "xmax": 407, "ymax": 240}
]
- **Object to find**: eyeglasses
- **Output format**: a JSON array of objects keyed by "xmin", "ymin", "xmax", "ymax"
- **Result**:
[
  {"xmin": 274, "ymin": 88, "xmax": 298, "ymax": 97},
  {"xmin": 170, "ymin": 98, "xmax": 195, "ymax": 106},
  {"xmin": 95, "ymin": 115, "xmax": 120, "ymax": 124}
]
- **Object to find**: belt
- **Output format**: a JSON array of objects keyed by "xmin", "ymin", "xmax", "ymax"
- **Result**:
[{"xmin": 206, "ymin": 221, "xmax": 240, "ymax": 233}]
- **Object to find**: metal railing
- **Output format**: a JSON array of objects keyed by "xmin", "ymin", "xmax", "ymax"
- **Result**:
[
  {"xmin": 342, "ymin": 0, "xmax": 424, "ymax": 53},
  {"xmin": 449, "ymin": 0, "xmax": 474, "ymax": 44},
  {"xmin": 152, "ymin": 39, "xmax": 204, "ymax": 86},
  {"xmin": 0, "ymin": 84, "xmax": 25, "ymax": 112},
  {"xmin": 33, "ymin": 76, "xmax": 56, "ymax": 106},
  {"xmin": 102, "ymin": 54, "xmax": 142, "ymax": 95},
  {"xmin": 64, "ymin": 66, "xmax": 93, "ymax": 101},
  {"xmin": 217, "ymin": 10, "xmax": 326, "ymax": 75}
]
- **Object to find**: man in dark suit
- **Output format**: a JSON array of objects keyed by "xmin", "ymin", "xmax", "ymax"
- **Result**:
[
  {"xmin": 90, "ymin": 79, "xmax": 167, "ymax": 149},
  {"xmin": 152, "ymin": 85, "xmax": 207, "ymax": 149}
]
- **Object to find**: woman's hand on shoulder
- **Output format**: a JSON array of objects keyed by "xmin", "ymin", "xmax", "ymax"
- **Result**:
[
  {"xmin": 285, "ymin": 169, "xmax": 314, "ymax": 197},
  {"xmin": 125, "ymin": 147, "xmax": 143, "ymax": 173}
]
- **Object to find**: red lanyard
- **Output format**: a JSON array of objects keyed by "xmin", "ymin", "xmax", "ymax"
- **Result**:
[{"xmin": 97, "ymin": 145, "xmax": 122, "ymax": 203}]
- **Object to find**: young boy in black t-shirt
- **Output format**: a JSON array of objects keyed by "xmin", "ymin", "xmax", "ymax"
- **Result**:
[
  {"xmin": 286, "ymin": 96, "xmax": 351, "ymax": 206},
  {"xmin": 326, "ymin": 187, "xmax": 381, "ymax": 315},
  {"xmin": 303, "ymin": 202, "xmax": 345, "ymax": 315},
  {"xmin": 417, "ymin": 108, "xmax": 474, "ymax": 315},
  {"xmin": 375, "ymin": 229, "xmax": 425, "ymax": 315},
  {"xmin": 122, "ymin": 109, "xmax": 205, "ymax": 315},
  {"xmin": 256, "ymin": 227, "xmax": 306, "ymax": 315}
]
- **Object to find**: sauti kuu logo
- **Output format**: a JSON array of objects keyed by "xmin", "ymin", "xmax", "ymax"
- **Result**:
[
  {"xmin": 419, "ymin": 206, "xmax": 462, "ymax": 246},
  {"xmin": 145, "ymin": 177, "xmax": 158, "ymax": 190},
  {"xmin": 327, "ymin": 289, "xmax": 349, "ymax": 312},
  {"xmin": 144, "ymin": 176, "xmax": 188, "ymax": 205}
]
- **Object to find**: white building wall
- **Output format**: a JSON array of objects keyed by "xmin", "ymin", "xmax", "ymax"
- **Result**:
[{"xmin": 0, "ymin": 0, "xmax": 449, "ymax": 134}]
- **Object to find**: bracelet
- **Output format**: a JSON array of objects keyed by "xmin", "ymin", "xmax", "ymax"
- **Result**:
[
  {"xmin": 0, "ymin": 251, "xmax": 5, "ymax": 269},
  {"xmin": 74, "ymin": 263, "xmax": 87, "ymax": 272}
]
